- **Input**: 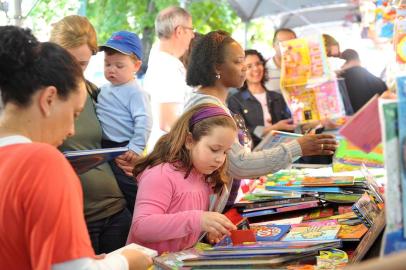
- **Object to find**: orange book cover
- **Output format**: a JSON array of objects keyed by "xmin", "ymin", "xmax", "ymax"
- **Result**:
[{"xmin": 338, "ymin": 224, "xmax": 369, "ymax": 240}]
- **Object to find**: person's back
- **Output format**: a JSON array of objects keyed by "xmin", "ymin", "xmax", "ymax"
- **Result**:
[
  {"xmin": 340, "ymin": 49, "xmax": 387, "ymax": 112},
  {"xmin": 341, "ymin": 66, "xmax": 386, "ymax": 112}
]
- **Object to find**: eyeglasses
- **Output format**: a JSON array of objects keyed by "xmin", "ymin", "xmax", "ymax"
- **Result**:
[{"xmin": 179, "ymin": 25, "xmax": 194, "ymax": 32}]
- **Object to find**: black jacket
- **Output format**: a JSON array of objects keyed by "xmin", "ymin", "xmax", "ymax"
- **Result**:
[
  {"xmin": 227, "ymin": 88, "xmax": 291, "ymax": 147},
  {"xmin": 340, "ymin": 66, "xmax": 387, "ymax": 112}
]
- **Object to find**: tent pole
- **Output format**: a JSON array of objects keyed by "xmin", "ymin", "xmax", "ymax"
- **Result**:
[
  {"xmin": 244, "ymin": 21, "xmax": 249, "ymax": 48},
  {"xmin": 13, "ymin": 0, "xmax": 22, "ymax": 26}
]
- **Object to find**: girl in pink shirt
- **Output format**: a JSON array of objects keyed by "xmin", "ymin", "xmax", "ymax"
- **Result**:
[{"xmin": 127, "ymin": 104, "xmax": 238, "ymax": 254}]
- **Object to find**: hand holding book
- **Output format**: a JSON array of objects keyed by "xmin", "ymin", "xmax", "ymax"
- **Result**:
[
  {"xmin": 201, "ymin": 212, "xmax": 236, "ymax": 244},
  {"xmin": 297, "ymin": 133, "xmax": 337, "ymax": 156}
]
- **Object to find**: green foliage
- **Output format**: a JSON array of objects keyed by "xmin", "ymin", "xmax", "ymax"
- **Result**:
[
  {"xmin": 27, "ymin": 0, "xmax": 241, "ymax": 62},
  {"xmin": 28, "ymin": 0, "xmax": 81, "ymax": 35},
  {"xmin": 188, "ymin": 0, "xmax": 240, "ymax": 34}
]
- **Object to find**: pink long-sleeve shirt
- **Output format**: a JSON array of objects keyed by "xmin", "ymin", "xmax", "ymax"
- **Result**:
[{"xmin": 127, "ymin": 163, "xmax": 212, "ymax": 254}]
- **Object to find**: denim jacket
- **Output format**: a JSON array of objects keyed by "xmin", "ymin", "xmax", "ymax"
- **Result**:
[{"xmin": 227, "ymin": 88, "xmax": 291, "ymax": 147}]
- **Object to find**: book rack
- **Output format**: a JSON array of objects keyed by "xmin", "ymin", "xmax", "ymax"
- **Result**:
[{"xmin": 350, "ymin": 211, "xmax": 386, "ymax": 263}]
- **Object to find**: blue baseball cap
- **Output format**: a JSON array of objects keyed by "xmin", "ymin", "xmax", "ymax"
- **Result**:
[{"xmin": 100, "ymin": 31, "xmax": 143, "ymax": 60}]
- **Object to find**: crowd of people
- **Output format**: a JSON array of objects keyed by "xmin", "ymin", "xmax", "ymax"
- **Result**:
[{"xmin": 0, "ymin": 4, "xmax": 391, "ymax": 270}]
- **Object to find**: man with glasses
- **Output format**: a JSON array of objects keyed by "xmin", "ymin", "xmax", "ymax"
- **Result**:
[
  {"xmin": 265, "ymin": 28, "xmax": 297, "ymax": 93},
  {"xmin": 144, "ymin": 6, "xmax": 195, "ymax": 149}
]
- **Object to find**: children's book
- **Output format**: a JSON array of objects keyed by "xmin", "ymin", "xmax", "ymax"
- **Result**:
[
  {"xmin": 282, "ymin": 225, "xmax": 341, "ymax": 241},
  {"xmin": 182, "ymin": 252, "xmax": 317, "ymax": 267},
  {"xmin": 242, "ymin": 197, "xmax": 318, "ymax": 212},
  {"xmin": 337, "ymin": 224, "xmax": 369, "ymax": 240},
  {"xmin": 351, "ymin": 193, "xmax": 381, "ymax": 228},
  {"xmin": 303, "ymin": 208, "xmax": 334, "ymax": 221},
  {"xmin": 108, "ymin": 243, "xmax": 158, "ymax": 258},
  {"xmin": 291, "ymin": 220, "xmax": 338, "ymax": 228},
  {"xmin": 205, "ymin": 240, "xmax": 342, "ymax": 255},
  {"xmin": 254, "ymin": 130, "xmax": 302, "ymax": 151},
  {"xmin": 332, "ymin": 139, "xmax": 384, "ymax": 172},
  {"xmin": 63, "ymin": 147, "xmax": 128, "ymax": 175},
  {"xmin": 301, "ymin": 176, "xmax": 355, "ymax": 186},
  {"xmin": 250, "ymin": 224, "xmax": 291, "ymax": 241},
  {"xmin": 339, "ymin": 95, "xmax": 381, "ymax": 153}
]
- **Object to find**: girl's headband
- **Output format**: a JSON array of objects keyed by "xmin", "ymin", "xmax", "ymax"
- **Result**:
[{"xmin": 189, "ymin": 105, "xmax": 230, "ymax": 127}]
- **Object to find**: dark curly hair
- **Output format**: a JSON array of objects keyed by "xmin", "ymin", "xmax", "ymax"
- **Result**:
[
  {"xmin": 186, "ymin": 30, "xmax": 235, "ymax": 87},
  {"xmin": 0, "ymin": 26, "xmax": 83, "ymax": 106},
  {"xmin": 240, "ymin": 49, "xmax": 268, "ymax": 91}
]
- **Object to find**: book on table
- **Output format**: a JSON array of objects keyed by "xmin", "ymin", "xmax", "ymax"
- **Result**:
[{"xmin": 63, "ymin": 147, "xmax": 128, "ymax": 175}]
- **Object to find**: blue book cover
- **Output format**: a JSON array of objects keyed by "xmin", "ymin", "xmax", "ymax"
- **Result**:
[
  {"xmin": 241, "ymin": 209, "xmax": 276, "ymax": 218},
  {"xmin": 251, "ymin": 224, "xmax": 291, "ymax": 241},
  {"xmin": 64, "ymin": 147, "xmax": 128, "ymax": 175},
  {"xmin": 397, "ymin": 76, "xmax": 406, "ymax": 238}
]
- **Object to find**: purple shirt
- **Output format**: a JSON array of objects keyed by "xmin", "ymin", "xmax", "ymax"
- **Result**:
[{"xmin": 127, "ymin": 163, "xmax": 212, "ymax": 254}]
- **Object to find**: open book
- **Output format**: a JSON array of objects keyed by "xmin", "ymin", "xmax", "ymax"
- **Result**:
[
  {"xmin": 254, "ymin": 130, "xmax": 302, "ymax": 151},
  {"xmin": 63, "ymin": 147, "xmax": 128, "ymax": 175}
]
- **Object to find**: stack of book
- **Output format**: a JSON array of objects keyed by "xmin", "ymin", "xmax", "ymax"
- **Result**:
[{"xmin": 153, "ymin": 167, "xmax": 385, "ymax": 269}]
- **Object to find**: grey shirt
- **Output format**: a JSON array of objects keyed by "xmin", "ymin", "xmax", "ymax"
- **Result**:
[{"xmin": 184, "ymin": 92, "xmax": 302, "ymax": 179}]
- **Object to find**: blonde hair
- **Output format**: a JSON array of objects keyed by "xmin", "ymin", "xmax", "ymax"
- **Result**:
[{"xmin": 50, "ymin": 15, "xmax": 98, "ymax": 54}]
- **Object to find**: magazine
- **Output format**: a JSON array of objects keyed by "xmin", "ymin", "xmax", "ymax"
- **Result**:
[
  {"xmin": 254, "ymin": 130, "xmax": 302, "ymax": 151},
  {"xmin": 63, "ymin": 147, "xmax": 128, "ymax": 175}
]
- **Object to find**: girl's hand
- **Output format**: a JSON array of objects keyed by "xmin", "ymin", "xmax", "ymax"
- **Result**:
[
  {"xmin": 206, "ymin": 232, "xmax": 222, "ymax": 245},
  {"xmin": 201, "ymin": 212, "xmax": 236, "ymax": 240}
]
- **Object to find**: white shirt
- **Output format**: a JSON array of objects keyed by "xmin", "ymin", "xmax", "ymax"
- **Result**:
[
  {"xmin": 144, "ymin": 48, "xmax": 193, "ymax": 149},
  {"xmin": 253, "ymin": 92, "xmax": 272, "ymax": 127},
  {"xmin": 265, "ymin": 57, "xmax": 282, "ymax": 93}
]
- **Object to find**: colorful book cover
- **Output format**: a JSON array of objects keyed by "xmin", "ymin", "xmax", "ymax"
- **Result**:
[
  {"xmin": 279, "ymin": 35, "xmax": 345, "ymax": 124},
  {"xmin": 332, "ymin": 139, "xmax": 384, "ymax": 172},
  {"xmin": 380, "ymin": 94, "xmax": 406, "ymax": 254},
  {"xmin": 230, "ymin": 229, "xmax": 256, "ymax": 245},
  {"xmin": 64, "ymin": 146, "xmax": 128, "ymax": 175},
  {"xmin": 351, "ymin": 193, "xmax": 381, "ymax": 228},
  {"xmin": 303, "ymin": 208, "xmax": 334, "ymax": 221},
  {"xmin": 282, "ymin": 225, "xmax": 341, "ymax": 241},
  {"xmin": 251, "ymin": 224, "xmax": 291, "ymax": 241},
  {"xmin": 282, "ymin": 81, "xmax": 345, "ymax": 124},
  {"xmin": 254, "ymin": 130, "xmax": 302, "ymax": 151},
  {"xmin": 302, "ymin": 176, "xmax": 355, "ymax": 186},
  {"xmin": 339, "ymin": 95, "xmax": 381, "ymax": 153},
  {"xmin": 397, "ymin": 75, "xmax": 406, "ymax": 238},
  {"xmin": 292, "ymin": 220, "xmax": 338, "ymax": 228},
  {"xmin": 316, "ymin": 249, "xmax": 348, "ymax": 269},
  {"xmin": 337, "ymin": 224, "xmax": 368, "ymax": 240},
  {"xmin": 338, "ymin": 205, "xmax": 354, "ymax": 215},
  {"xmin": 280, "ymin": 35, "xmax": 329, "ymax": 87}
]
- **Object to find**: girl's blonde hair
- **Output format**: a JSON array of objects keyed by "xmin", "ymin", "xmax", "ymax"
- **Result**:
[
  {"xmin": 50, "ymin": 15, "xmax": 98, "ymax": 54},
  {"xmin": 133, "ymin": 103, "xmax": 237, "ymax": 192}
]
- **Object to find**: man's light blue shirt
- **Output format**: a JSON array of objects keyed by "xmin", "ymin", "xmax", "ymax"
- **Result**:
[{"xmin": 96, "ymin": 79, "xmax": 152, "ymax": 154}]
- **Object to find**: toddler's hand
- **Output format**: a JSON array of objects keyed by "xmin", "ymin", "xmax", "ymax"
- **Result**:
[{"xmin": 201, "ymin": 212, "xmax": 236, "ymax": 240}]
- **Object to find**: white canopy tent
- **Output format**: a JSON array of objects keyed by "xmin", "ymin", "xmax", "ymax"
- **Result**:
[{"xmin": 227, "ymin": 0, "xmax": 358, "ymax": 28}]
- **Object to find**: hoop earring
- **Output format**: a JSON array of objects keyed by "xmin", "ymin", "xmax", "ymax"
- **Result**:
[{"xmin": 216, "ymin": 73, "xmax": 221, "ymax": 79}]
